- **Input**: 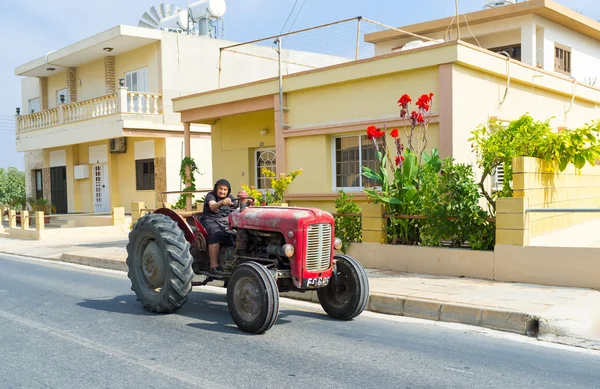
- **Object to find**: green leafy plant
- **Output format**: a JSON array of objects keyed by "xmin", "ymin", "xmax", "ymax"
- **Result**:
[
  {"xmin": 174, "ymin": 157, "xmax": 202, "ymax": 209},
  {"xmin": 0, "ymin": 167, "xmax": 25, "ymax": 206},
  {"xmin": 419, "ymin": 158, "xmax": 495, "ymax": 250},
  {"xmin": 334, "ymin": 190, "xmax": 362, "ymax": 252},
  {"xmin": 470, "ymin": 114, "xmax": 600, "ymax": 213},
  {"xmin": 27, "ymin": 197, "xmax": 56, "ymax": 214}
]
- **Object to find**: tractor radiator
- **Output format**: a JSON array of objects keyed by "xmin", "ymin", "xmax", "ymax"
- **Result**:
[{"xmin": 305, "ymin": 223, "xmax": 332, "ymax": 272}]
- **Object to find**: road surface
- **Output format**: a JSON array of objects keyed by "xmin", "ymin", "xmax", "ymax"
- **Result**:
[{"xmin": 0, "ymin": 253, "xmax": 598, "ymax": 389}]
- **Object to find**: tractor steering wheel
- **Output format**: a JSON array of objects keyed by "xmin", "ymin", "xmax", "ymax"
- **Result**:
[{"xmin": 232, "ymin": 197, "xmax": 256, "ymax": 209}]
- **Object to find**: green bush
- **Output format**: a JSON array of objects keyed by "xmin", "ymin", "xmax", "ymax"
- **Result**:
[
  {"xmin": 420, "ymin": 158, "xmax": 495, "ymax": 250},
  {"xmin": 334, "ymin": 190, "xmax": 362, "ymax": 253}
]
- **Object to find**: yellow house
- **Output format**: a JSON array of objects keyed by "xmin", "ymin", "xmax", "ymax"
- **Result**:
[
  {"xmin": 172, "ymin": 0, "xmax": 600, "ymax": 213},
  {"xmin": 15, "ymin": 24, "xmax": 347, "ymax": 215}
]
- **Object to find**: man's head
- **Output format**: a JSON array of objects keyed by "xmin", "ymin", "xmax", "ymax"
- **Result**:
[{"xmin": 213, "ymin": 178, "xmax": 231, "ymax": 199}]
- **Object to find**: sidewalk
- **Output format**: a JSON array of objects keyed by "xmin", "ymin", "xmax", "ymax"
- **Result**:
[{"xmin": 2, "ymin": 225, "xmax": 600, "ymax": 349}]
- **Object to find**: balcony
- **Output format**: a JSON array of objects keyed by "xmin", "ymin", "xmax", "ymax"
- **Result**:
[{"xmin": 15, "ymin": 88, "xmax": 164, "ymax": 152}]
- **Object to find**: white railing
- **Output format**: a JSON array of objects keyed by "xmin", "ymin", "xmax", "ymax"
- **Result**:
[{"xmin": 16, "ymin": 87, "xmax": 162, "ymax": 133}]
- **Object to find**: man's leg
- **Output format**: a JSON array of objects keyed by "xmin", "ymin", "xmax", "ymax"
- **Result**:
[{"xmin": 208, "ymin": 243, "xmax": 220, "ymax": 269}]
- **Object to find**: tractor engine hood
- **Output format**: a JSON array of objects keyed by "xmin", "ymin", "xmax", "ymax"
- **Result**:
[{"xmin": 229, "ymin": 206, "xmax": 333, "ymax": 232}]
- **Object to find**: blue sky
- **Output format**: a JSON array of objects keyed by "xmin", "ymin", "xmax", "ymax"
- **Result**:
[{"xmin": 0, "ymin": 0, "xmax": 598, "ymax": 169}]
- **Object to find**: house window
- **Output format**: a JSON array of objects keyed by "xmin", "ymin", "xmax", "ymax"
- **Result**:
[
  {"xmin": 135, "ymin": 159, "xmax": 155, "ymax": 190},
  {"xmin": 35, "ymin": 169, "xmax": 43, "ymax": 199},
  {"xmin": 56, "ymin": 88, "xmax": 70, "ymax": 106},
  {"xmin": 489, "ymin": 44, "xmax": 522, "ymax": 61},
  {"xmin": 554, "ymin": 43, "xmax": 571, "ymax": 75},
  {"xmin": 334, "ymin": 135, "xmax": 379, "ymax": 189},
  {"xmin": 125, "ymin": 67, "xmax": 148, "ymax": 112},
  {"xmin": 255, "ymin": 149, "xmax": 276, "ymax": 190},
  {"xmin": 28, "ymin": 98, "xmax": 40, "ymax": 114}
]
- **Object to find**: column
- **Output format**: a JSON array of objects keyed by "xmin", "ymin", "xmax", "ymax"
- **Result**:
[
  {"xmin": 183, "ymin": 122, "xmax": 192, "ymax": 211},
  {"xmin": 521, "ymin": 17, "xmax": 537, "ymax": 67}
]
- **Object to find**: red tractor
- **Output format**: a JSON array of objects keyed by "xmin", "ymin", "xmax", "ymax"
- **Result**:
[{"xmin": 126, "ymin": 191, "xmax": 369, "ymax": 334}]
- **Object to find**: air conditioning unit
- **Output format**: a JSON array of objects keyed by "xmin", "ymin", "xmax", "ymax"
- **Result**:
[{"xmin": 110, "ymin": 137, "xmax": 127, "ymax": 154}]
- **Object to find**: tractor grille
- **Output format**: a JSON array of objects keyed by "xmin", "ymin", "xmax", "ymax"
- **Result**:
[{"xmin": 305, "ymin": 223, "xmax": 332, "ymax": 272}]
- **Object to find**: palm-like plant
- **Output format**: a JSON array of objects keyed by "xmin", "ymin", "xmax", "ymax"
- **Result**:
[{"xmin": 27, "ymin": 197, "xmax": 56, "ymax": 214}]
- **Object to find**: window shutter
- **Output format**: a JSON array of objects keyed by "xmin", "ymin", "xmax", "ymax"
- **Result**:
[
  {"xmin": 126, "ymin": 73, "xmax": 133, "ymax": 90},
  {"xmin": 136, "ymin": 160, "xmax": 143, "ymax": 190},
  {"xmin": 492, "ymin": 165, "xmax": 505, "ymax": 191}
]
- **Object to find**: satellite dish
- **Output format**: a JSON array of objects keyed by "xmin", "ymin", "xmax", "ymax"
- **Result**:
[
  {"xmin": 138, "ymin": 3, "xmax": 187, "ymax": 30},
  {"xmin": 189, "ymin": 0, "xmax": 226, "ymax": 20}
]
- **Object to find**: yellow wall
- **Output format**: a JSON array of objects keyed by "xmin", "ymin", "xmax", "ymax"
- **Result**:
[
  {"xmin": 76, "ymin": 58, "xmax": 106, "ymax": 101},
  {"xmin": 211, "ymin": 110, "xmax": 275, "ymax": 194},
  {"xmin": 115, "ymin": 42, "xmax": 161, "ymax": 94},
  {"xmin": 47, "ymin": 71, "xmax": 68, "ymax": 108},
  {"xmin": 515, "ymin": 157, "xmax": 600, "ymax": 238},
  {"xmin": 286, "ymin": 67, "xmax": 439, "ymax": 128},
  {"xmin": 286, "ymin": 135, "xmax": 331, "ymax": 193}
]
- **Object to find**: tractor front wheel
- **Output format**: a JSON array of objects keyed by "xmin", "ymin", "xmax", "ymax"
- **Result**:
[
  {"xmin": 227, "ymin": 262, "xmax": 279, "ymax": 334},
  {"xmin": 317, "ymin": 254, "xmax": 369, "ymax": 320},
  {"xmin": 126, "ymin": 213, "xmax": 194, "ymax": 313}
]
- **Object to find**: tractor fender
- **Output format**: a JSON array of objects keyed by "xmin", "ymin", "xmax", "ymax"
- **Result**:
[{"xmin": 153, "ymin": 208, "xmax": 198, "ymax": 246}]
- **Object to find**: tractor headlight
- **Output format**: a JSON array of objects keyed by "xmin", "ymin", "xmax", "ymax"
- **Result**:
[
  {"xmin": 282, "ymin": 244, "xmax": 295, "ymax": 257},
  {"xmin": 334, "ymin": 238, "xmax": 343, "ymax": 250}
]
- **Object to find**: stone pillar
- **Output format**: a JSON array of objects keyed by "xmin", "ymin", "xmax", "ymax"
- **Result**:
[
  {"xmin": 35, "ymin": 211, "xmax": 45, "ymax": 231},
  {"xmin": 360, "ymin": 203, "xmax": 387, "ymax": 243},
  {"xmin": 183, "ymin": 122, "xmax": 192, "ymax": 212},
  {"xmin": 155, "ymin": 157, "xmax": 167, "ymax": 208},
  {"xmin": 67, "ymin": 67, "xmax": 77, "ymax": 103},
  {"xmin": 40, "ymin": 77, "xmax": 49, "ymax": 110},
  {"xmin": 21, "ymin": 211, "xmax": 30, "ymax": 230},
  {"xmin": 8, "ymin": 210, "xmax": 16, "ymax": 229},
  {"xmin": 104, "ymin": 56, "xmax": 116, "ymax": 95},
  {"xmin": 112, "ymin": 207, "xmax": 125, "ymax": 226},
  {"xmin": 131, "ymin": 202, "xmax": 146, "ymax": 224},
  {"xmin": 43, "ymin": 168, "xmax": 51, "ymax": 204},
  {"xmin": 496, "ymin": 197, "xmax": 529, "ymax": 246}
]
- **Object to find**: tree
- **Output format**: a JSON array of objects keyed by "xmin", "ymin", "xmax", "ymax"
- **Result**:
[{"xmin": 0, "ymin": 167, "xmax": 26, "ymax": 206}]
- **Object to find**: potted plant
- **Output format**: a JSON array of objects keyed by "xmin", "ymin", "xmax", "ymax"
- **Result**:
[
  {"xmin": 27, "ymin": 197, "xmax": 56, "ymax": 224},
  {"xmin": 10, "ymin": 195, "xmax": 28, "ymax": 225}
]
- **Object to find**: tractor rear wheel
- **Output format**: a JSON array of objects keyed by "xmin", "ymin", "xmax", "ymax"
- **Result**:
[
  {"xmin": 317, "ymin": 254, "xmax": 369, "ymax": 320},
  {"xmin": 126, "ymin": 213, "xmax": 194, "ymax": 313},
  {"xmin": 227, "ymin": 262, "xmax": 279, "ymax": 334}
]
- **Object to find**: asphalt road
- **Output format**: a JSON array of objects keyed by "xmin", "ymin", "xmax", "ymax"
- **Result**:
[{"xmin": 0, "ymin": 253, "xmax": 599, "ymax": 389}]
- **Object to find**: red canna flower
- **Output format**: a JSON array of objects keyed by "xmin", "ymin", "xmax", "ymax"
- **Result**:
[
  {"xmin": 397, "ymin": 94, "xmax": 412, "ymax": 108},
  {"xmin": 366, "ymin": 125, "xmax": 378, "ymax": 140},
  {"xmin": 417, "ymin": 113, "xmax": 424, "ymax": 124},
  {"xmin": 410, "ymin": 111, "xmax": 419, "ymax": 123},
  {"xmin": 401, "ymin": 155, "xmax": 405, "ymax": 162},
  {"xmin": 390, "ymin": 128, "xmax": 399, "ymax": 138},
  {"xmin": 416, "ymin": 93, "xmax": 434, "ymax": 112},
  {"xmin": 395, "ymin": 155, "xmax": 401, "ymax": 167}
]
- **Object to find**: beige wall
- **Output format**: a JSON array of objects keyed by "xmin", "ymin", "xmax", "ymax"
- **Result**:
[
  {"xmin": 76, "ymin": 58, "xmax": 106, "ymax": 101},
  {"xmin": 47, "ymin": 71, "xmax": 68, "ymax": 108},
  {"xmin": 286, "ymin": 68, "xmax": 439, "ymax": 128},
  {"xmin": 21, "ymin": 77, "xmax": 40, "ymax": 113},
  {"xmin": 115, "ymin": 42, "xmax": 161, "ymax": 95},
  {"xmin": 211, "ymin": 110, "xmax": 275, "ymax": 194}
]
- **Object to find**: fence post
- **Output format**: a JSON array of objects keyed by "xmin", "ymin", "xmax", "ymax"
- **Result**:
[
  {"xmin": 495, "ymin": 197, "xmax": 529, "ymax": 246},
  {"xmin": 21, "ymin": 211, "xmax": 29, "ymax": 230},
  {"xmin": 360, "ymin": 203, "xmax": 387, "ymax": 243},
  {"xmin": 131, "ymin": 201, "xmax": 146, "ymax": 224},
  {"xmin": 117, "ymin": 86, "xmax": 128, "ymax": 113},
  {"xmin": 8, "ymin": 210, "xmax": 16, "ymax": 229},
  {"xmin": 35, "ymin": 211, "xmax": 45, "ymax": 232},
  {"xmin": 112, "ymin": 207, "xmax": 125, "ymax": 226}
]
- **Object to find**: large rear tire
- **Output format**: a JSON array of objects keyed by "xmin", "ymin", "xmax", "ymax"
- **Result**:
[
  {"xmin": 227, "ymin": 262, "xmax": 279, "ymax": 334},
  {"xmin": 317, "ymin": 254, "xmax": 369, "ymax": 320},
  {"xmin": 126, "ymin": 213, "xmax": 194, "ymax": 313}
]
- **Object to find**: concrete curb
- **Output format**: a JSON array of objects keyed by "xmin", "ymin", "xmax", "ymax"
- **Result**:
[{"xmin": 54, "ymin": 253, "xmax": 539, "ymax": 337}]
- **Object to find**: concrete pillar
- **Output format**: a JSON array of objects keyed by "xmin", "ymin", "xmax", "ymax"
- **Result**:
[
  {"xmin": 104, "ymin": 56, "xmax": 116, "ymax": 95},
  {"xmin": 35, "ymin": 211, "xmax": 45, "ymax": 231},
  {"xmin": 8, "ymin": 210, "xmax": 16, "ymax": 229},
  {"xmin": 131, "ymin": 201, "xmax": 146, "ymax": 223},
  {"xmin": 521, "ymin": 18, "xmax": 537, "ymax": 67},
  {"xmin": 496, "ymin": 197, "xmax": 529, "ymax": 246},
  {"xmin": 67, "ymin": 67, "xmax": 77, "ymax": 103},
  {"xmin": 360, "ymin": 203, "xmax": 387, "ymax": 243},
  {"xmin": 112, "ymin": 207, "xmax": 125, "ymax": 226},
  {"xmin": 21, "ymin": 211, "xmax": 30, "ymax": 230}
]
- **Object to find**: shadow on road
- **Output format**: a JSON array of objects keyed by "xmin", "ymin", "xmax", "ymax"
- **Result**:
[{"xmin": 77, "ymin": 288, "xmax": 332, "ymax": 335}]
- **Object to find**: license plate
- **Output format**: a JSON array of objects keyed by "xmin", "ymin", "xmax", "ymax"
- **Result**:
[{"xmin": 305, "ymin": 276, "xmax": 330, "ymax": 288}]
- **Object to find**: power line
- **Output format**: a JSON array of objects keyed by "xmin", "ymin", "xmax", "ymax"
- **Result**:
[
  {"xmin": 286, "ymin": 0, "xmax": 306, "ymax": 36},
  {"xmin": 280, "ymin": 0, "xmax": 300, "ymax": 35}
]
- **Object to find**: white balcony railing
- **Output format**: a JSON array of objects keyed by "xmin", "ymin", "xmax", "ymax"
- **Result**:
[{"xmin": 16, "ymin": 87, "xmax": 162, "ymax": 134}]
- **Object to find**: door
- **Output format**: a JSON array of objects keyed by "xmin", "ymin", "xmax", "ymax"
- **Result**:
[
  {"xmin": 93, "ymin": 164, "xmax": 110, "ymax": 213},
  {"xmin": 50, "ymin": 167, "xmax": 68, "ymax": 214}
]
